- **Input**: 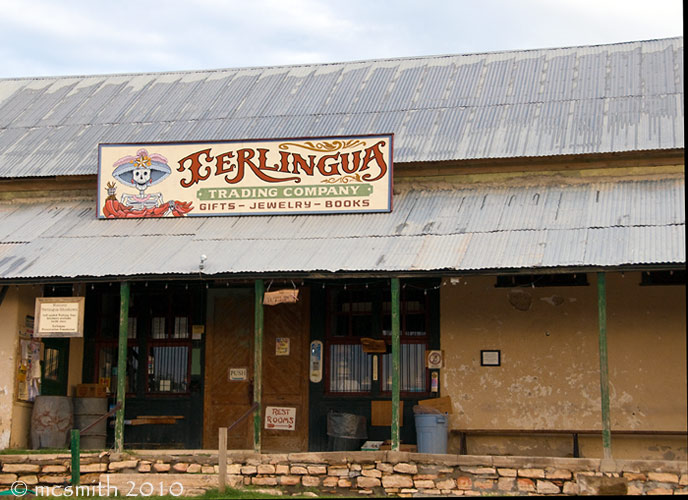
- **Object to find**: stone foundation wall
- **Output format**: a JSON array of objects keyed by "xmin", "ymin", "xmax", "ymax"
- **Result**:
[{"xmin": 1, "ymin": 451, "xmax": 687, "ymax": 496}]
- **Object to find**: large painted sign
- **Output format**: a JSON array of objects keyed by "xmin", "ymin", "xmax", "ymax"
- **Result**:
[{"xmin": 98, "ymin": 134, "xmax": 392, "ymax": 218}]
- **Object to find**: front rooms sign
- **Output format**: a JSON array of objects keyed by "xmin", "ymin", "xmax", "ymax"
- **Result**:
[
  {"xmin": 265, "ymin": 406, "xmax": 296, "ymax": 431},
  {"xmin": 98, "ymin": 134, "xmax": 392, "ymax": 218}
]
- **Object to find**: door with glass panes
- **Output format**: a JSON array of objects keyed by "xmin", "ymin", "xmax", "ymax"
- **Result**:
[{"xmin": 326, "ymin": 282, "xmax": 431, "ymax": 397}]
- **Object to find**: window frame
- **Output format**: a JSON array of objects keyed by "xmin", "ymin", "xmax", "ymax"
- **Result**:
[
  {"xmin": 92, "ymin": 287, "xmax": 194, "ymax": 397},
  {"xmin": 640, "ymin": 270, "xmax": 686, "ymax": 286},
  {"xmin": 144, "ymin": 290, "xmax": 193, "ymax": 395},
  {"xmin": 93, "ymin": 291, "xmax": 140, "ymax": 396},
  {"xmin": 495, "ymin": 273, "xmax": 589, "ymax": 288},
  {"xmin": 324, "ymin": 282, "xmax": 432, "ymax": 397}
]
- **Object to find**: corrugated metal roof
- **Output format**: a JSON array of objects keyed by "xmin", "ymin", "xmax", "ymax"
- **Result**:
[
  {"xmin": 0, "ymin": 38, "xmax": 683, "ymax": 179},
  {"xmin": 0, "ymin": 177, "xmax": 683, "ymax": 280}
]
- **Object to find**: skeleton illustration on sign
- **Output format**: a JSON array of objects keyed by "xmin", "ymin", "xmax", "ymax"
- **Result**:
[{"xmin": 102, "ymin": 148, "xmax": 193, "ymax": 218}]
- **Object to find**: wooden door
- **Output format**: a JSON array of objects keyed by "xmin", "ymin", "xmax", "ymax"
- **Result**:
[
  {"xmin": 203, "ymin": 286, "xmax": 310, "ymax": 452},
  {"xmin": 203, "ymin": 288, "xmax": 254, "ymax": 449},
  {"xmin": 261, "ymin": 288, "xmax": 310, "ymax": 452}
]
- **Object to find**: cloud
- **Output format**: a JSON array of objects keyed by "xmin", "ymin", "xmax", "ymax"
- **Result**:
[{"xmin": 0, "ymin": 0, "xmax": 682, "ymax": 78}]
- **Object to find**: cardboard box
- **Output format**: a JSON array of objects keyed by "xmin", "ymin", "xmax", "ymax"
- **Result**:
[
  {"xmin": 418, "ymin": 396, "xmax": 452, "ymax": 414},
  {"xmin": 76, "ymin": 383, "xmax": 107, "ymax": 398},
  {"xmin": 361, "ymin": 440, "xmax": 384, "ymax": 451}
]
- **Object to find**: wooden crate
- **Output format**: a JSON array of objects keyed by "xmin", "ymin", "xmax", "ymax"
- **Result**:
[
  {"xmin": 379, "ymin": 442, "xmax": 417, "ymax": 452},
  {"xmin": 76, "ymin": 383, "xmax": 107, "ymax": 398},
  {"xmin": 371, "ymin": 400, "xmax": 404, "ymax": 426}
]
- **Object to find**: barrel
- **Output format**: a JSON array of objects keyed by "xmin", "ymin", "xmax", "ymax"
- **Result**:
[
  {"xmin": 73, "ymin": 397, "xmax": 108, "ymax": 449},
  {"xmin": 30, "ymin": 395, "xmax": 73, "ymax": 449},
  {"xmin": 326, "ymin": 411, "xmax": 367, "ymax": 451}
]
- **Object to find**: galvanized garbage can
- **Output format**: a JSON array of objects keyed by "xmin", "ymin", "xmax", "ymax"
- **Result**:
[
  {"xmin": 74, "ymin": 397, "xmax": 108, "ymax": 449},
  {"xmin": 326, "ymin": 411, "xmax": 367, "ymax": 451},
  {"xmin": 414, "ymin": 407, "xmax": 448, "ymax": 454}
]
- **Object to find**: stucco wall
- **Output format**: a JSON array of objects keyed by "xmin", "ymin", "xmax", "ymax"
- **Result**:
[
  {"xmin": 440, "ymin": 272, "xmax": 686, "ymax": 459},
  {"xmin": 605, "ymin": 272, "xmax": 686, "ymax": 431},
  {"xmin": 0, "ymin": 286, "xmax": 42, "ymax": 449}
]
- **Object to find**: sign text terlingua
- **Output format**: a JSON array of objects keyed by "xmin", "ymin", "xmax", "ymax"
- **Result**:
[{"xmin": 98, "ymin": 134, "xmax": 393, "ymax": 218}]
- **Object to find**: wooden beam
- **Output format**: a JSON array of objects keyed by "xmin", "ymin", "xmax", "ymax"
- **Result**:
[
  {"xmin": 597, "ymin": 272, "xmax": 612, "ymax": 459},
  {"xmin": 218, "ymin": 427, "xmax": 227, "ymax": 493},
  {"xmin": 394, "ymin": 165, "xmax": 684, "ymax": 188},
  {"xmin": 391, "ymin": 278, "xmax": 401, "ymax": 451},
  {"xmin": 114, "ymin": 281, "xmax": 130, "ymax": 452}
]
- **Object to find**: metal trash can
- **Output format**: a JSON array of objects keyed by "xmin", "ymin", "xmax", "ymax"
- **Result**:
[
  {"xmin": 74, "ymin": 397, "xmax": 108, "ymax": 449},
  {"xmin": 326, "ymin": 411, "xmax": 367, "ymax": 451},
  {"xmin": 414, "ymin": 409, "xmax": 448, "ymax": 454}
]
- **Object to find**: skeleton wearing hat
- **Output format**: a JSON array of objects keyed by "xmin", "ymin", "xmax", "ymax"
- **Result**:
[{"xmin": 111, "ymin": 148, "xmax": 171, "ymax": 212}]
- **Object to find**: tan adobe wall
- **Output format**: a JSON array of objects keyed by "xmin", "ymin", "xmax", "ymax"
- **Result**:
[
  {"xmin": 440, "ymin": 272, "xmax": 686, "ymax": 460},
  {"xmin": 0, "ymin": 286, "xmax": 43, "ymax": 449},
  {"xmin": 0, "ymin": 285, "xmax": 85, "ymax": 451}
]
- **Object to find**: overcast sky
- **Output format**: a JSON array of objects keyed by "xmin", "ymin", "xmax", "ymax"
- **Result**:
[{"xmin": 0, "ymin": 0, "xmax": 683, "ymax": 79}]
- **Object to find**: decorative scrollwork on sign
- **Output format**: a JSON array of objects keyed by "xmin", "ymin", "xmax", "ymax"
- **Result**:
[
  {"xmin": 279, "ymin": 139, "xmax": 367, "ymax": 152},
  {"xmin": 321, "ymin": 174, "xmax": 362, "ymax": 184}
]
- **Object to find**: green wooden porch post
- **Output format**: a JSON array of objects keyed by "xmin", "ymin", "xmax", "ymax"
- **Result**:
[
  {"xmin": 597, "ymin": 272, "xmax": 612, "ymax": 459},
  {"xmin": 114, "ymin": 281, "xmax": 130, "ymax": 452},
  {"xmin": 391, "ymin": 278, "xmax": 401, "ymax": 451},
  {"xmin": 254, "ymin": 279, "xmax": 264, "ymax": 453}
]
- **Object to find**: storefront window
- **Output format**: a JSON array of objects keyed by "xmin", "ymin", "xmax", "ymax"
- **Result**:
[
  {"xmin": 96, "ymin": 344, "xmax": 138, "ymax": 393},
  {"xmin": 43, "ymin": 347, "xmax": 60, "ymax": 382},
  {"xmin": 329, "ymin": 343, "xmax": 372, "ymax": 393},
  {"xmin": 380, "ymin": 343, "xmax": 427, "ymax": 392},
  {"xmin": 148, "ymin": 345, "xmax": 189, "ymax": 393},
  {"xmin": 93, "ymin": 287, "xmax": 192, "ymax": 395},
  {"xmin": 325, "ymin": 282, "xmax": 431, "ymax": 395}
]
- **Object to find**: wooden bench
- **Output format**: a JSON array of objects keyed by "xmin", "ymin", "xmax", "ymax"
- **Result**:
[
  {"xmin": 120, "ymin": 415, "xmax": 185, "ymax": 426},
  {"xmin": 453, "ymin": 429, "xmax": 688, "ymax": 457}
]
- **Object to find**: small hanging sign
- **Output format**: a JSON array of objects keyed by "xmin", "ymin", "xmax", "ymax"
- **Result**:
[
  {"xmin": 265, "ymin": 406, "xmax": 296, "ymax": 431},
  {"xmin": 34, "ymin": 297, "xmax": 85, "ymax": 338},
  {"xmin": 192, "ymin": 324, "xmax": 205, "ymax": 339},
  {"xmin": 276, "ymin": 337, "xmax": 290, "ymax": 356},
  {"xmin": 263, "ymin": 288, "xmax": 299, "ymax": 306},
  {"xmin": 426, "ymin": 350, "xmax": 444, "ymax": 369},
  {"xmin": 361, "ymin": 337, "xmax": 387, "ymax": 353},
  {"xmin": 228, "ymin": 367, "xmax": 248, "ymax": 381}
]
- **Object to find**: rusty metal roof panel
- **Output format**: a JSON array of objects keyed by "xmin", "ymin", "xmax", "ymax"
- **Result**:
[
  {"xmin": 540, "ymin": 228, "xmax": 589, "ymax": 267},
  {"xmin": 3, "ymin": 37, "xmax": 682, "ymax": 178},
  {"xmin": 349, "ymin": 64, "xmax": 398, "ymax": 114},
  {"xmin": 0, "ymin": 177, "xmax": 682, "ymax": 280},
  {"xmin": 413, "ymin": 63, "xmax": 455, "ymax": 109},
  {"xmin": 0, "ymin": 37, "xmax": 684, "ymax": 177},
  {"xmin": 583, "ymin": 225, "xmax": 686, "ymax": 266}
]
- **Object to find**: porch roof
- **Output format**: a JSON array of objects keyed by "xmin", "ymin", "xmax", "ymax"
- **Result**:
[
  {"xmin": 0, "ymin": 37, "xmax": 683, "ymax": 179},
  {"xmin": 0, "ymin": 177, "xmax": 684, "ymax": 281}
]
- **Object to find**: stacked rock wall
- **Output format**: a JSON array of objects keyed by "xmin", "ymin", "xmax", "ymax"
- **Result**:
[{"xmin": 1, "ymin": 451, "xmax": 686, "ymax": 496}]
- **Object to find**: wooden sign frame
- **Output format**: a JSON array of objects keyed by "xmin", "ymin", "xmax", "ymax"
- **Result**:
[
  {"xmin": 263, "ymin": 289, "xmax": 299, "ymax": 306},
  {"xmin": 34, "ymin": 297, "xmax": 85, "ymax": 338}
]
